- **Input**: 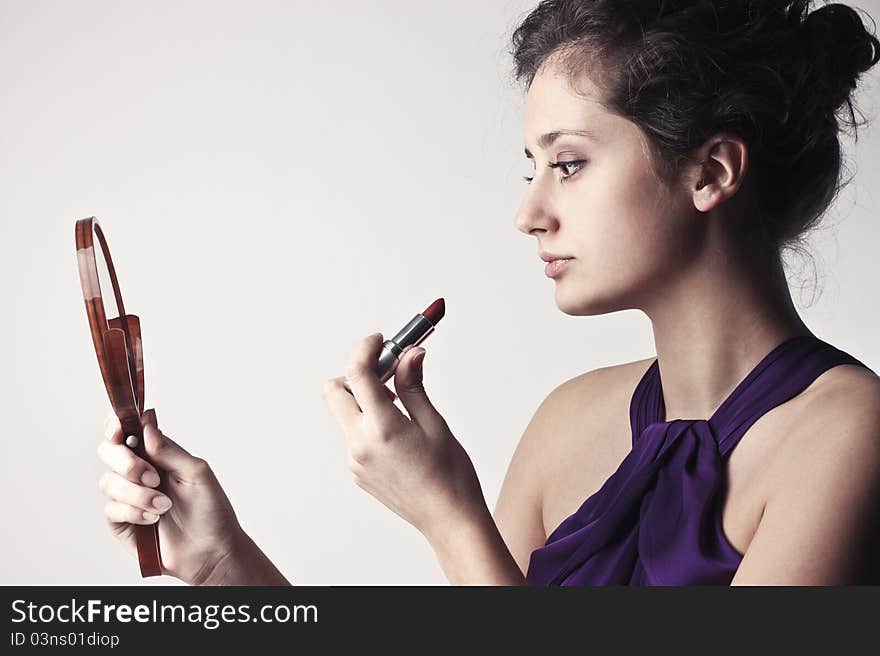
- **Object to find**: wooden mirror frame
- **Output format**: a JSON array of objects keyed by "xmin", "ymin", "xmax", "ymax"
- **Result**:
[{"xmin": 75, "ymin": 216, "xmax": 163, "ymax": 578}]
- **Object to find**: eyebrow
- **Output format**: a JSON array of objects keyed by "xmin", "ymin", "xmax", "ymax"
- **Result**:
[{"xmin": 524, "ymin": 129, "xmax": 598, "ymax": 158}]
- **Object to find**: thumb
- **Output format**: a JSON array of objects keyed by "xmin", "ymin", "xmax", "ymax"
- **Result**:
[
  {"xmin": 140, "ymin": 408, "xmax": 205, "ymax": 481},
  {"xmin": 392, "ymin": 348, "xmax": 445, "ymax": 432}
]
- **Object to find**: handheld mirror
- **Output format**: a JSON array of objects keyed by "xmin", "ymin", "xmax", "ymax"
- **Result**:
[{"xmin": 75, "ymin": 217, "xmax": 162, "ymax": 578}]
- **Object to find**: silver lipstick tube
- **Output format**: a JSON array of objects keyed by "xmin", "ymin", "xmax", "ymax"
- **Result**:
[{"xmin": 375, "ymin": 314, "xmax": 435, "ymax": 384}]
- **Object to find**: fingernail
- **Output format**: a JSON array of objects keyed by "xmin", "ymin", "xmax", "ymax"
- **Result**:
[
  {"xmin": 141, "ymin": 471, "xmax": 160, "ymax": 487},
  {"xmin": 143, "ymin": 511, "xmax": 159, "ymax": 522},
  {"xmin": 414, "ymin": 350, "xmax": 426, "ymax": 365},
  {"xmin": 152, "ymin": 496, "xmax": 172, "ymax": 511}
]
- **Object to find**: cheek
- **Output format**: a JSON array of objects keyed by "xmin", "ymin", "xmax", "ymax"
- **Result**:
[
  {"xmin": 558, "ymin": 186, "xmax": 687, "ymax": 313},
  {"xmin": 570, "ymin": 185, "xmax": 672, "ymax": 275}
]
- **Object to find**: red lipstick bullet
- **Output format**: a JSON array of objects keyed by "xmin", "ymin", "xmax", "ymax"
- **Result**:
[{"xmin": 344, "ymin": 298, "xmax": 445, "ymax": 391}]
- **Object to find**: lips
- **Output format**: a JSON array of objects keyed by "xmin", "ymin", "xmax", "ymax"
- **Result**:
[
  {"xmin": 544, "ymin": 258, "xmax": 573, "ymax": 278},
  {"xmin": 539, "ymin": 252, "xmax": 575, "ymax": 263}
]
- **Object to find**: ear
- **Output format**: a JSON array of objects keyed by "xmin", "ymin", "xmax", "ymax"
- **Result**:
[{"xmin": 691, "ymin": 134, "xmax": 749, "ymax": 213}]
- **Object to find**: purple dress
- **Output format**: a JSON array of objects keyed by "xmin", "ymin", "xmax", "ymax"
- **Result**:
[{"xmin": 525, "ymin": 334, "xmax": 874, "ymax": 586}]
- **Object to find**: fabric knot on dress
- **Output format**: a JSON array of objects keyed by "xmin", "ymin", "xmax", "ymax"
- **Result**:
[
  {"xmin": 527, "ymin": 418, "xmax": 737, "ymax": 585},
  {"xmin": 526, "ymin": 335, "xmax": 873, "ymax": 586}
]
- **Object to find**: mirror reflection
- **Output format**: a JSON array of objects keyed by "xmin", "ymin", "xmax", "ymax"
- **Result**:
[{"xmin": 92, "ymin": 225, "xmax": 120, "ymax": 324}]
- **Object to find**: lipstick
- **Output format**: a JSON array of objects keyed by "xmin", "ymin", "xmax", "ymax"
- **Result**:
[{"xmin": 344, "ymin": 298, "xmax": 445, "ymax": 391}]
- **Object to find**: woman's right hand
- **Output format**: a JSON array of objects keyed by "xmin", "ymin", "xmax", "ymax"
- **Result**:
[{"xmin": 97, "ymin": 408, "xmax": 245, "ymax": 585}]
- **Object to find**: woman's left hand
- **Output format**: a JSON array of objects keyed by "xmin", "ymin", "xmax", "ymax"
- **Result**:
[{"xmin": 321, "ymin": 332, "xmax": 486, "ymax": 538}]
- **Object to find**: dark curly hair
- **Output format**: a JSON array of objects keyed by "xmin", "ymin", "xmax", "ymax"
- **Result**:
[{"xmin": 508, "ymin": 0, "xmax": 879, "ymax": 277}]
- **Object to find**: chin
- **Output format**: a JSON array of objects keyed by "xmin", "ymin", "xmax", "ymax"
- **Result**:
[{"xmin": 553, "ymin": 277, "xmax": 628, "ymax": 316}]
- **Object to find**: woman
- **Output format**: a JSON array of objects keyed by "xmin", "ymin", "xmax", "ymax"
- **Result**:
[{"xmin": 97, "ymin": 0, "xmax": 880, "ymax": 585}]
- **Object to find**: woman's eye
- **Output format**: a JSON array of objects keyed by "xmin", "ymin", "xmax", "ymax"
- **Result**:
[
  {"xmin": 552, "ymin": 160, "xmax": 586, "ymax": 183},
  {"xmin": 522, "ymin": 160, "xmax": 586, "ymax": 185}
]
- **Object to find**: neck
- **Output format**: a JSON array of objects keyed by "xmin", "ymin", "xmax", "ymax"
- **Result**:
[{"xmin": 641, "ymin": 239, "xmax": 813, "ymax": 422}]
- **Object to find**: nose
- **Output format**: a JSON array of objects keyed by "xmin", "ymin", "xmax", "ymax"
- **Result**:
[{"xmin": 514, "ymin": 191, "xmax": 559, "ymax": 236}]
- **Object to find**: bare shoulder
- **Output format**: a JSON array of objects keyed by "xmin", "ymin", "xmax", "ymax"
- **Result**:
[
  {"xmin": 768, "ymin": 362, "xmax": 880, "ymax": 492},
  {"xmin": 493, "ymin": 356, "xmax": 655, "ymax": 575},
  {"xmin": 786, "ymin": 363, "xmax": 880, "ymax": 445},
  {"xmin": 539, "ymin": 356, "xmax": 656, "ymax": 418},
  {"xmin": 733, "ymin": 363, "xmax": 880, "ymax": 583},
  {"xmin": 519, "ymin": 356, "xmax": 657, "ymax": 487}
]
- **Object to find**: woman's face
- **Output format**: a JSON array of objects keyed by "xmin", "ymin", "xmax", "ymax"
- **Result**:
[{"xmin": 516, "ymin": 64, "xmax": 704, "ymax": 316}]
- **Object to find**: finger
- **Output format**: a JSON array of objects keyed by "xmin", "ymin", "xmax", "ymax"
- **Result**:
[
  {"xmin": 99, "ymin": 470, "xmax": 173, "ymax": 515},
  {"xmin": 343, "ymin": 380, "xmax": 398, "ymax": 402},
  {"xmin": 393, "ymin": 347, "xmax": 445, "ymax": 432},
  {"xmin": 344, "ymin": 333, "xmax": 397, "ymax": 421},
  {"xmin": 97, "ymin": 440, "xmax": 162, "ymax": 488},
  {"xmin": 322, "ymin": 377, "xmax": 364, "ymax": 432},
  {"xmin": 139, "ymin": 408, "xmax": 207, "ymax": 481},
  {"xmin": 142, "ymin": 408, "xmax": 158, "ymax": 428},
  {"xmin": 104, "ymin": 500, "xmax": 162, "ymax": 525},
  {"xmin": 103, "ymin": 412, "xmax": 123, "ymax": 444}
]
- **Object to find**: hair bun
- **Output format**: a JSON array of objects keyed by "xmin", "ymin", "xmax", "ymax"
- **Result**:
[{"xmin": 800, "ymin": 3, "xmax": 880, "ymax": 111}]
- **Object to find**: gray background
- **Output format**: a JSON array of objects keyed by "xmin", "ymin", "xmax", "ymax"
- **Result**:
[{"xmin": 2, "ymin": 0, "xmax": 878, "ymax": 585}]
